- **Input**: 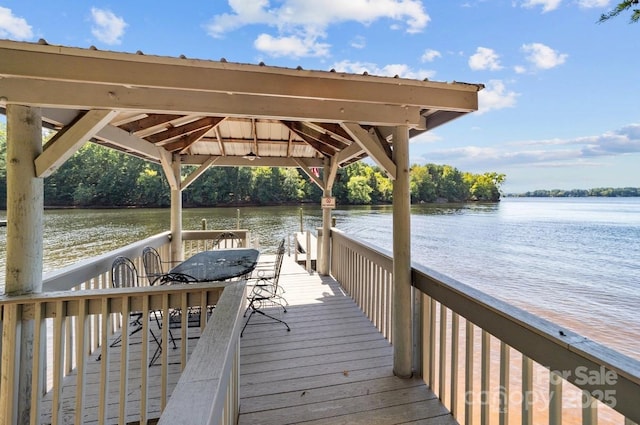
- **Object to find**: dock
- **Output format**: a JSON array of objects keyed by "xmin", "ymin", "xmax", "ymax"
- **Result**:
[
  {"xmin": 40, "ymin": 255, "xmax": 454, "ymax": 424},
  {"xmin": 293, "ymin": 231, "xmax": 317, "ymax": 270},
  {"xmin": 0, "ymin": 219, "xmax": 6, "ymax": 227}
]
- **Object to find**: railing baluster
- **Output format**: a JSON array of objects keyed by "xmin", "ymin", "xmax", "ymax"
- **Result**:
[
  {"xmin": 51, "ymin": 301, "xmax": 65, "ymax": 425},
  {"xmin": 422, "ymin": 293, "xmax": 431, "ymax": 385},
  {"xmin": 161, "ymin": 293, "xmax": 170, "ymax": 411},
  {"xmin": 74, "ymin": 299, "xmax": 88, "ymax": 425},
  {"xmin": 98, "ymin": 297, "xmax": 109, "ymax": 425},
  {"xmin": 118, "ymin": 295, "xmax": 131, "ymax": 425},
  {"xmin": 481, "ymin": 330, "xmax": 490, "ymax": 425},
  {"xmin": 140, "ymin": 296, "xmax": 150, "ymax": 425},
  {"xmin": 522, "ymin": 355, "xmax": 533, "ymax": 425},
  {"xmin": 439, "ymin": 304, "xmax": 447, "ymax": 402},
  {"xmin": 465, "ymin": 321, "xmax": 474, "ymax": 425},
  {"xmin": 451, "ymin": 312, "xmax": 459, "ymax": 419},
  {"xmin": 499, "ymin": 341, "xmax": 510, "ymax": 425},
  {"xmin": 549, "ymin": 370, "xmax": 563, "ymax": 425},
  {"xmin": 582, "ymin": 390, "xmax": 597, "ymax": 425},
  {"xmin": 29, "ymin": 302, "xmax": 45, "ymax": 425},
  {"xmin": 429, "ymin": 298, "xmax": 437, "ymax": 389}
]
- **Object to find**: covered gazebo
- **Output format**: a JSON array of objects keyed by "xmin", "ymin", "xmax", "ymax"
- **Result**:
[{"xmin": 0, "ymin": 38, "xmax": 481, "ymax": 419}]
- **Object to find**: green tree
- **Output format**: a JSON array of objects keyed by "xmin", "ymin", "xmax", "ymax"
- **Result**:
[
  {"xmin": 599, "ymin": 1, "xmax": 640, "ymax": 23},
  {"xmin": 346, "ymin": 175, "xmax": 373, "ymax": 204}
]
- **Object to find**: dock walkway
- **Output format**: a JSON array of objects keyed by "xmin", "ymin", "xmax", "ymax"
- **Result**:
[
  {"xmin": 40, "ymin": 255, "xmax": 455, "ymax": 424},
  {"xmin": 238, "ymin": 256, "xmax": 456, "ymax": 424}
]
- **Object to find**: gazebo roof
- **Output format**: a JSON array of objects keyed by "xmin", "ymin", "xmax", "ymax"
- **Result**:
[{"xmin": 0, "ymin": 39, "xmax": 482, "ymax": 180}]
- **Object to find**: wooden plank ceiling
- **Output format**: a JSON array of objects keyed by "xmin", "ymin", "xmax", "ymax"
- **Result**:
[{"xmin": 0, "ymin": 39, "xmax": 483, "ymax": 175}]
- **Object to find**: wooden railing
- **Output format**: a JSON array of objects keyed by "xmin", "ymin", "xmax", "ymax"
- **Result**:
[
  {"xmin": 0, "ymin": 229, "xmax": 249, "ymax": 424},
  {"xmin": 329, "ymin": 229, "xmax": 640, "ymax": 425},
  {"xmin": 0, "ymin": 281, "xmax": 225, "ymax": 424},
  {"xmin": 158, "ymin": 281, "xmax": 246, "ymax": 425}
]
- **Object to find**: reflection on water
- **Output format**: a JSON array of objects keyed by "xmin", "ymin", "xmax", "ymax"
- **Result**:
[{"xmin": 1, "ymin": 198, "xmax": 639, "ymax": 360}]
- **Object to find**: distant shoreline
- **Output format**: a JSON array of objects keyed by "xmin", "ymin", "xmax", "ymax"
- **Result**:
[{"xmin": 505, "ymin": 187, "xmax": 639, "ymax": 198}]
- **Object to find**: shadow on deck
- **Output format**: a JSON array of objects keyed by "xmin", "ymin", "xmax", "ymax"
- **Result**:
[{"xmin": 239, "ymin": 257, "xmax": 457, "ymax": 425}]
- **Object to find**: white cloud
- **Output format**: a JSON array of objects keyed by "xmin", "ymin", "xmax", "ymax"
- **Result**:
[
  {"xmin": 522, "ymin": 42, "xmax": 567, "ymax": 70},
  {"xmin": 421, "ymin": 123, "xmax": 640, "ymax": 170},
  {"xmin": 421, "ymin": 49, "xmax": 441, "ymax": 62},
  {"xmin": 469, "ymin": 47, "xmax": 503, "ymax": 71},
  {"xmin": 0, "ymin": 7, "xmax": 33, "ymax": 40},
  {"xmin": 477, "ymin": 80, "xmax": 518, "ymax": 114},
  {"xmin": 521, "ymin": 0, "xmax": 562, "ymax": 13},
  {"xmin": 514, "ymin": 65, "xmax": 527, "ymax": 74},
  {"xmin": 91, "ymin": 8, "xmax": 127, "ymax": 45},
  {"xmin": 206, "ymin": 0, "xmax": 430, "ymax": 57},
  {"xmin": 577, "ymin": 0, "xmax": 610, "ymax": 7},
  {"xmin": 254, "ymin": 34, "xmax": 330, "ymax": 58},
  {"xmin": 332, "ymin": 60, "xmax": 436, "ymax": 80}
]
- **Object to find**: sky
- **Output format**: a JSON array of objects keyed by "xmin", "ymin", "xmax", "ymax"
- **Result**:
[{"xmin": 0, "ymin": 1, "xmax": 638, "ymax": 193}]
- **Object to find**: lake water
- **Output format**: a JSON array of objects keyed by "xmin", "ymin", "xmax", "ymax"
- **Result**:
[{"xmin": 1, "ymin": 197, "xmax": 639, "ymax": 360}]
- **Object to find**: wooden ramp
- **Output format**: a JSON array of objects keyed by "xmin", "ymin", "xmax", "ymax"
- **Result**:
[{"xmin": 239, "ymin": 256, "xmax": 456, "ymax": 425}]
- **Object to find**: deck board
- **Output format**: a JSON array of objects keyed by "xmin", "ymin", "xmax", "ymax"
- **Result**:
[
  {"xmin": 238, "ymin": 256, "xmax": 457, "ymax": 425},
  {"xmin": 40, "ymin": 254, "xmax": 456, "ymax": 424}
]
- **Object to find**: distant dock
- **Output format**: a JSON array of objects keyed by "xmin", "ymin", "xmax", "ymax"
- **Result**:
[{"xmin": 0, "ymin": 220, "xmax": 6, "ymax": 227}]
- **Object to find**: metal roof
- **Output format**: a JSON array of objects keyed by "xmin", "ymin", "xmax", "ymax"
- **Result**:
[{"xmin": 0, "ymin": 39, "xmax": 482, "ymax": 177}]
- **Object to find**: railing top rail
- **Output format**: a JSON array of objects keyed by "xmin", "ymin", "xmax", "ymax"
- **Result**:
[
  {"xmin": 42, "ymin": 231, "xmax": 172, "ymax": 292},
  {"xmin": 158, "ymin": 280, "xmax": 246, "ymax": 425},
  {"xmin": 0, "ymin": 281, "xmax": 226, "ymax": 318}
]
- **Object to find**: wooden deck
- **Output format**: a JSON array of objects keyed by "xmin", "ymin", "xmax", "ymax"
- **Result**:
[
  {"xmin": 238, "ymin": 257, "xmax": 456, "ymax": 425},
  {"xmin": 40, "ymin": 255, "xmax": 455, "ymax": 424}
]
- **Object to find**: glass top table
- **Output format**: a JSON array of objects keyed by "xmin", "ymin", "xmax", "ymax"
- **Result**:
[{"xmin": 165, "ymin": 248, "xmax": 259, "ymax": 283}]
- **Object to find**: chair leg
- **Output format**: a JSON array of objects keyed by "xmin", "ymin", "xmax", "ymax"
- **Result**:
[{"xmin": 240, "ymin": 305, "xmax": 290, "ymax": 337}]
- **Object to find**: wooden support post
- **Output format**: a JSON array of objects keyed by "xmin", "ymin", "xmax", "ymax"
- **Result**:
[
  {"xmin": 2, "ymin": 105, "xmax": 44, "ymax": 424},
  {"xmin": 319, "ymin": 157, "xmax": 332, "ymax": 275},
  {"xmin": 392, "ymin": 125, "xmax": 412, "ymax": 378},
  {"xmin": 170, "ymin": 154, "xmax": 183, "ymax": 262}
]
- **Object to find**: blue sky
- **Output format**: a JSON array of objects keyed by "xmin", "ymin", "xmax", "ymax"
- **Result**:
[{"xmin": 0, "ymin": 1, "xmax": 638, "ymax": 193}]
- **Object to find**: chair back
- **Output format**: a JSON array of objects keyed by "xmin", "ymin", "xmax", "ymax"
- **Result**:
[
  {"xmin": 142, "ymin": 246, "xmax": 164, "ymax": 285},
  {"xmin": 210, "ymin": 231, "xmax": 243, "ymax": 249},
  {"xmin": 271, "ymin": 239, "xmax": 286, "ymax": 289},
  {"xmin": 112, "ymin": 256, "xmax": 139, "ymax": 289}
]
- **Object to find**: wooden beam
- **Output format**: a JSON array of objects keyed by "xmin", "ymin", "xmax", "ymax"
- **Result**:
[
  {"xmin": 334, "ymin": 142, "xmax": 365, "ymax": 166},
  {"xmin": 281, "ymin": 121, "xmax": 336, "ymax": 156},
  {"xmin": 159, "ymin": 150, "xmax": 179, "ymax": 190},
  {"xmin": 0, "ymin": 41, "xmax": 481, "ymax": 112},
  {"xmin": 181, "ymin": 155, "xmax": 324, "ymax": 168},
  {"xmin": 326, "ymin": 155, "xmax": 340, "ymax": 189},
  {"xmin": 94, "ymin": 124, "xmax": 161, "ymax": 160},
  {"xmin": 0, "ymin": 78, "xmax": 425, "ymax": 127},
  {"xmin": 341, "ymin": 122, "xmax": 396, "ymax": 180},
  {"xmin": 35, "ymin": 109, "xmax": 118, "ymax": 178},
  {"xmin": 119, "ymin": 114, "xmax": 182, "ymax": 133},
  {"xmin": 160, "ymin": 126, "xmax": 211, "ymax": 153},
  {"xmin": 181, "ymin": 156, "xmax": 219, "ymax": 191},
  {"xmin": 293, "ymin": 158, "xmax": 324, "ymax": 190},
  {"xmin": 282, "ymin": 121, "xmax": 350, "ymax": 150},
  {"xmin": 145, "ymin": 117, "xmax": 224, "ymax": 144}
]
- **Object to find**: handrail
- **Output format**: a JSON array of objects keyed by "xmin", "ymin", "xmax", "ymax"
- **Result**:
[
  {"xmin": 329, "ymin": 228, "xmax": 640, "ymax": 424},
  {"xmin": 42, "ymin": 231, "xmax": 172, "ymax": 292},
  {"xmin": 158, "ymin": 280, "xmax": 246, "ymax": 425}
]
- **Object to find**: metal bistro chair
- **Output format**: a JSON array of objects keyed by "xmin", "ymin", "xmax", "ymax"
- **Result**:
[
  {"xmin": 209, "ymin": 231, "xmax": 243, "ymax": 250},
  {"xmin": 241, "ymin": 240, "xmax": 289, "ymax": 337},
  {"xmin": 141, "ymin": 247, "xmax": 180, "ymax": 344},
  {"xmin": 110, "ymin": 256, "xmax": 170, "ymax": 367}
]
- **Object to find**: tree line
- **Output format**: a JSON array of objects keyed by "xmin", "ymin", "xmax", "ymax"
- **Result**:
[
  {"xmin": 0, "ymin": 125, "xmax": 504, "ymax": 208},
  {"xmin": 510, "ymin": 188, "xmax": 640, "ymax": 198}
]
